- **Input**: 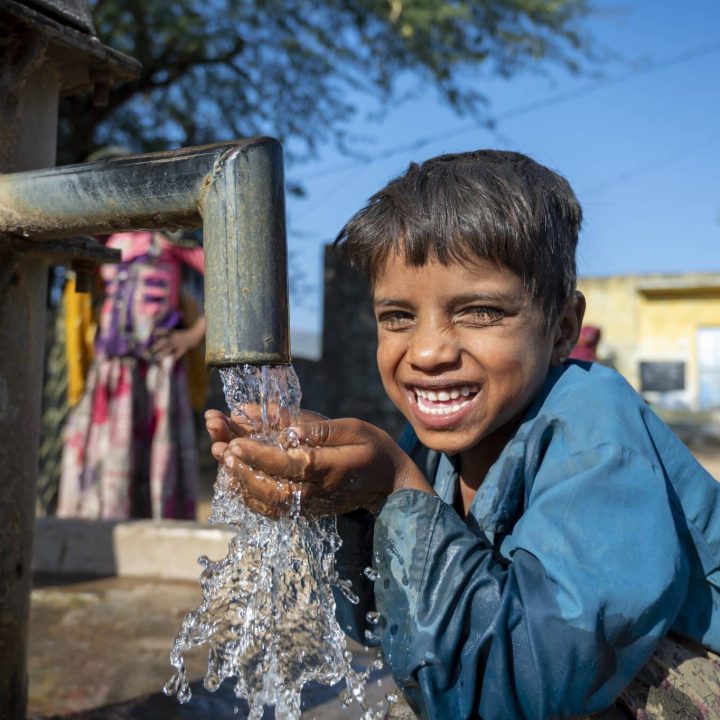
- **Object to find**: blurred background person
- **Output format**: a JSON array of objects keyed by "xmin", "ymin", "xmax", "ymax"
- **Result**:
[
  {"xmin": 36, "ymin": 266, "xmax": 97, "ymax": 517},
  {"xmin": 569, "ymin": 324, "xmax": 602, "ymax": 363},
  {"xmin": 56, "ymin": 221, "xmax": 206, "ymax": 520}
]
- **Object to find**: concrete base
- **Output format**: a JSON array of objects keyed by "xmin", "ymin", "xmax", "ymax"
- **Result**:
[{"xmin": 33, "ymin": 518, "xmax": 236, "ymax": 580}]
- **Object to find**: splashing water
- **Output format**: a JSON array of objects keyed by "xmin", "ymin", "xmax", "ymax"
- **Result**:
[{"xmin": 164, "ymin": 364, "xmax": 383, "ymax": 719}]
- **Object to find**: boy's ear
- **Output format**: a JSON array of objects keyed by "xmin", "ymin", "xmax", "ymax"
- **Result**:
[{"xmin": 552, "ymin": 291, "xmax": 586, "ymax": 365}]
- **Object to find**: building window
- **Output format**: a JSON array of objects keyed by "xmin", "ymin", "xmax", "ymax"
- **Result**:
[
  {"xmin": 639, "ymin": 361, "xmax": 686, "ymax": 393},
  {"xmin": 697, "ymin": 327, "xmax": 720, "ymax": 410}
]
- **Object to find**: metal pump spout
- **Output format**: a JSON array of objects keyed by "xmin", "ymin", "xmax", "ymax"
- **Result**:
[{"xmin": 0, "ymin": 137, "xmax": 290, "ymax": 365}]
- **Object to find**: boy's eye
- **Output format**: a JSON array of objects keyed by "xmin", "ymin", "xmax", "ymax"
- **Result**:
[
  {"xmin": 376, "ymin": 310, "xmax": 414, "ymax": 329},
  {"xmin": 460, "ymin": 306, "xmax": 505, "ymax": 325}
]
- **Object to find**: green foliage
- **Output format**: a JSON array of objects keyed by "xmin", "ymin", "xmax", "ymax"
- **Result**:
[{"xmin": 58, "ymin": 0, "xmax": 594, "ymax": 166}]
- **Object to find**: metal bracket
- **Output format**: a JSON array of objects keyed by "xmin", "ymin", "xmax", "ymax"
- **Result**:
[
  {"xmin": 0, "ymin": 232, "xmax": 119, "ymax": 299},
  {"xmin": 0, "ymin": 232, "xmax": 120, "ymax": 262}
]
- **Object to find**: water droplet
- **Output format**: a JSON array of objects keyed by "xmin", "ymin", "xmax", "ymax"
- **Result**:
[
  {"xmin": 370, "ymin": 656, "xmax": 384, "ymax": 671},
  {"xmin": 163, "ymin": 675, "xmax": 179, "ymax": 696},
  {"xmin": 363, "ymin": 566, "xmax": 379, "ymax": 581},
  {"xmin": 204, "ymin": 673, "xmax": 220, "ymax": 691},
  {"xmin": 280, "ymin": 427, "xmax": 300, "ymax": 449}
]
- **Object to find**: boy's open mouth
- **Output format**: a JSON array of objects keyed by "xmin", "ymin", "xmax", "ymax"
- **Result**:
[{"xmin": 411, "ymin": 384, "xmax": 480, "ymax": 417}]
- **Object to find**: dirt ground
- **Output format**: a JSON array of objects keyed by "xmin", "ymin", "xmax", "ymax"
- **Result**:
[{"xmin": 27, "ymin": 576, "xmax": 392, "ymax": 720}]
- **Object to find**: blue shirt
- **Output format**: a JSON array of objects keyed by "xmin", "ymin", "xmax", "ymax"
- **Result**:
[{"xmin": 335, "ymin": 361, "xmax": 720, "ymax": 719}]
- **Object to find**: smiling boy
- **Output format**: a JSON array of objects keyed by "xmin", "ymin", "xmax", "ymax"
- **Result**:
[
  {"xmin": 209, "ymin": 150, "xmax": 720, "ymax": 719},
  {"xmin": 372, "ymin": 253, "xmax": 580, "ymax": 519}
]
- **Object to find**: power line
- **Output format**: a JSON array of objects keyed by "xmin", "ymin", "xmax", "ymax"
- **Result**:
[
  {"xmin": 307, "ymin": 40, "xmax": 720, "ymax": 181},
  {"xmin": 583, "ymin": 134, "xmax": 720, "ymax": 196}
]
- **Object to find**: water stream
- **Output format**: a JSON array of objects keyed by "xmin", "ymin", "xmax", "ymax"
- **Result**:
[{"xmin": 164, "ymin": 364, "xmax": 384, "ymax": 719}]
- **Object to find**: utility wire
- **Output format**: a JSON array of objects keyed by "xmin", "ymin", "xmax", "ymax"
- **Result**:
[
  {"xmin": 307, "ymin": 40, "xmax": 720, "ymax": 181},
  {"xmin": 584, "ymin": 134, "xmax": 720, "ymax": 196},
  {"xmin": 291, "ymin": 40, "xmax": 720, "ymax": 228}
]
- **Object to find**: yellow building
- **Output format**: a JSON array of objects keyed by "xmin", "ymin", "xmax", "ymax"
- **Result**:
[{"xmin": 578, "ymin": 273, "xmax": 720, "ymax": 411}]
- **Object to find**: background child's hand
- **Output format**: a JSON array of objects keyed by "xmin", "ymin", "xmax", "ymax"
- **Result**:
[
  {"xmin": 220, "ymin": 417, "xmax": 434, "ymax": 516},
  {"xmin": 153, "ymin": 316, "xmax": 206, "ymax": 360}
]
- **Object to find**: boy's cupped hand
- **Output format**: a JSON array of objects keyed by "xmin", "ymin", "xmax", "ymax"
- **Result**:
[{"xmin": 204, "ymin": 409, "xmax": 433, "ymax": 517}]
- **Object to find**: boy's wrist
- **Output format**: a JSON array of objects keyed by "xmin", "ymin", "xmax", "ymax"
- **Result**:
[
  {"xmin": 389, "ymin": 444, "xmax": 435, "ymax": 497},
  {"xmin": 362, "ymin": 434, "xmax": 434, "ymax": 513}
]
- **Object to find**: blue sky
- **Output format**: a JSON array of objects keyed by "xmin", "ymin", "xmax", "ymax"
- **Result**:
[{"xmin": 285, "ymin": 1, "xmax": 720, "ymax": 337}]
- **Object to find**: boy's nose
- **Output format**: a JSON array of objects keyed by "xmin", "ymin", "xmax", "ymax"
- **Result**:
[{"xmin": 406, "ymin": 325, "xmax": 460, "ymax": 370}]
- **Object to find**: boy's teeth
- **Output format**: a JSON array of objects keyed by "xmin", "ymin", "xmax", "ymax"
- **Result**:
[
  {"xmin": 415, "ymin": 385, "xmax": 477, "ymax": 400},
  {"xmin": 413, "ymin": 385, "xmax": 478, "ymax": 415},
  {"xmin": 416, "ymin": 397, "xmax": 469, "ymax": 415}
]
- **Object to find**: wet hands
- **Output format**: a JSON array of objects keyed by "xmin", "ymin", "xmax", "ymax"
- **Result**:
[
  {"xmin": 205, "ymin": 408, "xmax": 256, "ymax": 446},
  {"xmin": 205, "ymin": 411, "xmax": 432, "ymax": 517},
  {"xmin": 205, "ymin": 407, "xmax": 325, "ymax": 517}
]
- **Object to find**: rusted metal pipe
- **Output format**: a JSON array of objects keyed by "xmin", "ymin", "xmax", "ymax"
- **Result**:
[
  {"xmin": 0, "ymin": 6, "xmax": 140, "ymax": 718},
  {"xmin": 0, "ymin": 45, "xmax": 61, "ymax": 720},
  {"xmin": 0, "ymin": 137, "xmax": 291, "ymax": 365}
]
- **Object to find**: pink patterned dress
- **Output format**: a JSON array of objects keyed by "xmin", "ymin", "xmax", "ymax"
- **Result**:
[{"xmin": 58, "ymin": 231, "xmax": 204, "ymax": 520}]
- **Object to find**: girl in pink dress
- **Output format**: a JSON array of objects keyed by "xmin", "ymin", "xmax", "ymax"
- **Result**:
[{"xmin": 58, "ymin": 231, "xmax": 205, "ymax": 520}]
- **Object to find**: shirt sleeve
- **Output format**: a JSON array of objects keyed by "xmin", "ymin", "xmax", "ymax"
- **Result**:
[{"xmin": 373, "ymin": 444, "xmax": 690, "ymax": 719}]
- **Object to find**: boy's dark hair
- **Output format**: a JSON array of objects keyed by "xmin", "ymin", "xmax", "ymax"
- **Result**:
[{"xmin": 334, "ymin": 149, "xmax": 582, "ymax": 324}]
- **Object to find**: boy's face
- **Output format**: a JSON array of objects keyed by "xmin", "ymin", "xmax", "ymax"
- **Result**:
[{"xmin": 373, "ymin": 252, "xmax": 563, "ymax": 459}]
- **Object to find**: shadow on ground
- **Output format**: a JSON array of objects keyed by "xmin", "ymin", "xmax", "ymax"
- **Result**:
[{"xmin": 29, "ymin": 672, "xmax": 391, "ymax": 720}]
